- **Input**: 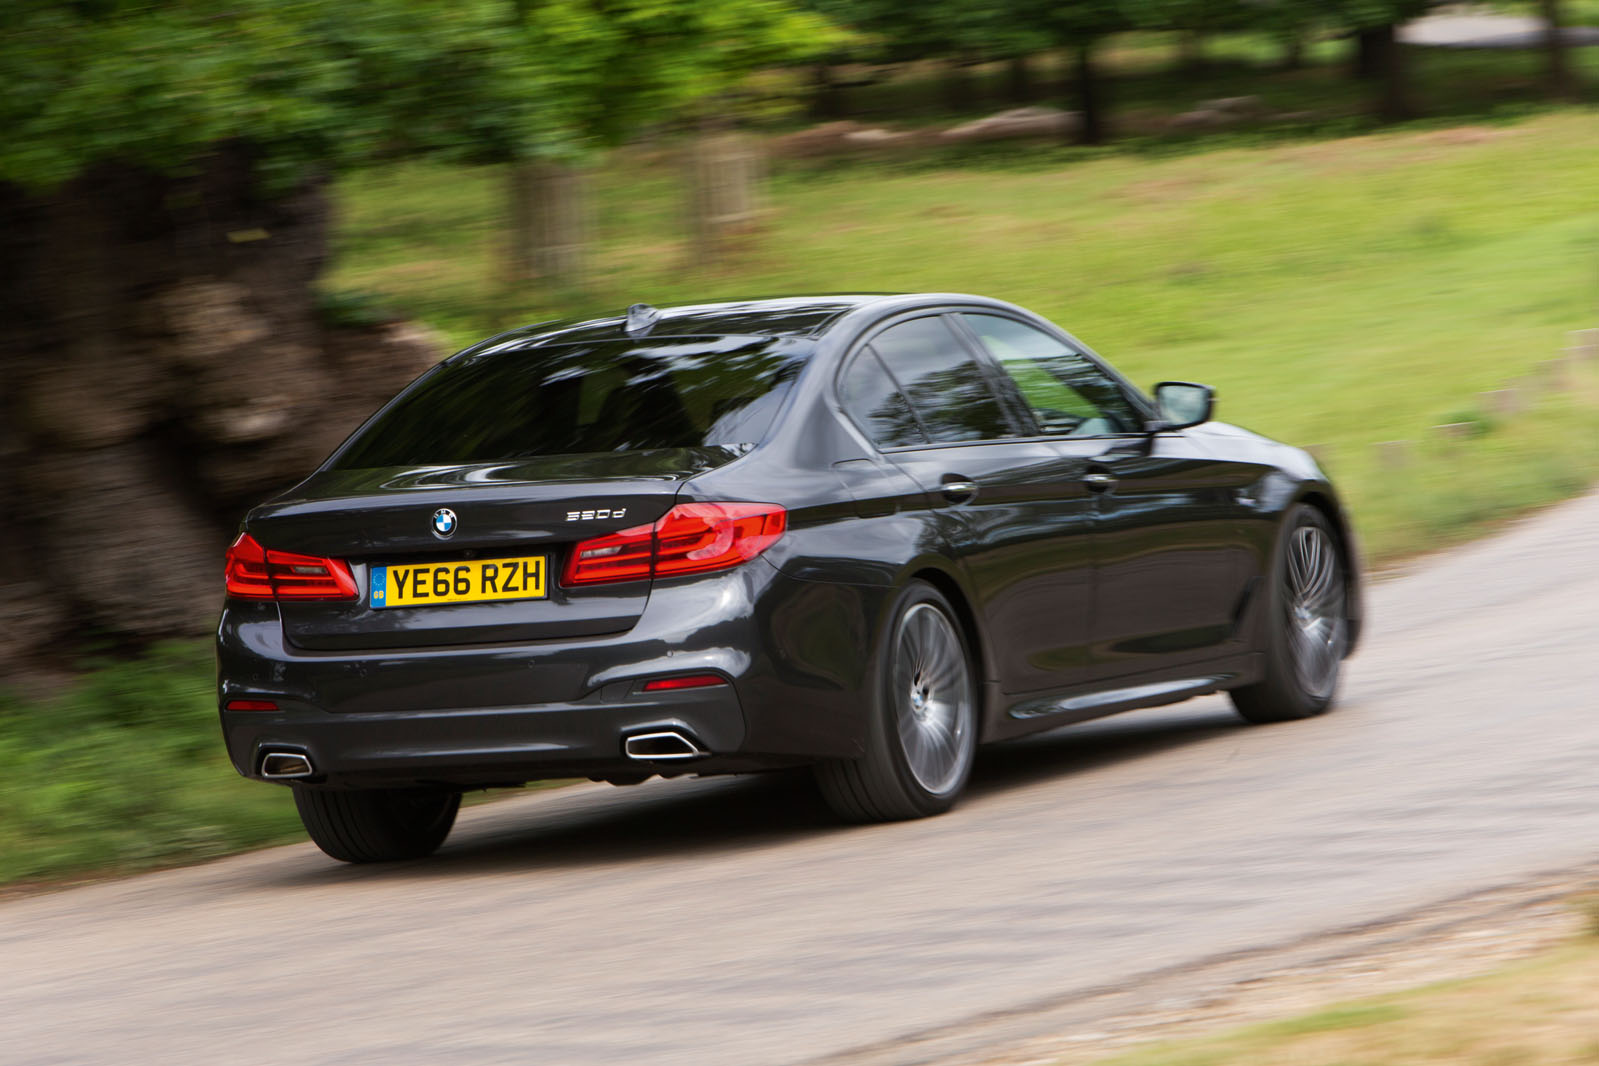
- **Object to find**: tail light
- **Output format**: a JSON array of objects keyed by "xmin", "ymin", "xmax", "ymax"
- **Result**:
[
  {"xmin": 641, "ymin": 674, "xmax": 728, "ymax": 692},
  {"xmin": 563, "ymin": 502, "xmax": 786, "ymax": 586},
  {"xmin": 225, "ymin": 532, "xmax": 358, "ymax": 601}
]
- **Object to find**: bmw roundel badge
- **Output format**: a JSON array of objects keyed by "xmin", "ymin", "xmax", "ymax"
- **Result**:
[{"xmin": 431, "ymin": 508, "xmax": 458, "ymax": 538}]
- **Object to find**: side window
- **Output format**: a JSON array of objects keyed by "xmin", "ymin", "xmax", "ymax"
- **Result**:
[
  {"xmin": 839, "ymin": 348, "xmax": 927, "ymax": 448},
  {"xmin": 961, "ymin": 314, "xmax": 1142, "ymax": 437},
  {"xmin": 869, "ymin": 317, "xmax": 1012, "ymax": 443}
]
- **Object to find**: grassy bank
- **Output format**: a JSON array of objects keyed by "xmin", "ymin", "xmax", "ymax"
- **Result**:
[
  {"xmin": 0, "ymin": 644, "xmax": 304, "ymax": 888},
  {"xmin": 335, "ymin": 110, "xmax": 1599, "ymax": 561},
  {"xmin": 1083, "ymin": 932, "xmax": 1599, "ymax": 1066}
]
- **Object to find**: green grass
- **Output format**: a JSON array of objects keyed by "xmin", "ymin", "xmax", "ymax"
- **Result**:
[
  {"xmin": 333, "ymin": 108, "xmax": 1599, "ymax": 562},
  {"xmin": 1080, "ymin": 934, "xmax": 1599, "ymax": 1066},
  {"xmin": 0, "ymin": 643, "xmax": 305, "ymax": 888}
]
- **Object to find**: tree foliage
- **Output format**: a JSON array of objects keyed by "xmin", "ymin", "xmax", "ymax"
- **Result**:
[{"xmin": 0, "ymin": 0, "xmax": 838, "ymax": 192}]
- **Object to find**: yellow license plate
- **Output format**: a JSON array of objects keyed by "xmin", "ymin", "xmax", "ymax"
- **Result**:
[{"xmin": 370, "ymin": 556, "xmax": 546, "ymax": 609}]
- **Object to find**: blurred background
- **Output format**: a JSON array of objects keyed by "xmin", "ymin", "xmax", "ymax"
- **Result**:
[{"xmin": 0, "ymin": 0, "xmax": 1596, "ymax": 885}]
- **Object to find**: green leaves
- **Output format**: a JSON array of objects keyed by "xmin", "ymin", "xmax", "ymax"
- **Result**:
[{"xmin": 0, "ymin": 0, "xmax": 841, "ymax": 190}]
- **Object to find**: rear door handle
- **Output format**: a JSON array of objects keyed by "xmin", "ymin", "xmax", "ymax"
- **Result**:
[
  {"xmin": 1083, "ymin": 472, "xmax": 1116, "ymax": 493},
  {"xmin": 940, "ymin": 478, "xmax": 979, "ymax": 503}
]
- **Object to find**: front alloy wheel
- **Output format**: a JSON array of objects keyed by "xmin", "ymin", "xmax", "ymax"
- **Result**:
[{"xmin": 1232, "ymin": 504, "xmax": 1349, "ymax": 723}]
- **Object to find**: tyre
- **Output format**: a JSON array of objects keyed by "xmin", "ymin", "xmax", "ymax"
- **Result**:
[
  {"xmin": 815, "ymin": 581, "xmax": 979, "ymax": 822},
  {"xmin": 292, "ymin": 785, "xmax": 460, "ymax": 863},
  {"xmin": 1231, "ymin": 503, "xmax": 1350, "ymax": 724}
]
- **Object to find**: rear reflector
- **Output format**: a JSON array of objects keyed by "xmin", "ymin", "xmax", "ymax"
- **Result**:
[
  {"xmin": 641, "ymin": 674, "xmax": 728, "ymax": 692},
  {"xmin": 225, "ymin": 533, "xmax": 358, "ymax": 602},
  {"xmin": 225, "ymin": 699, "xmax": 280, "ymax": 712},
  {"xmin": 563, "ymin": 502, "xmax": 786, "ymax": 586}
]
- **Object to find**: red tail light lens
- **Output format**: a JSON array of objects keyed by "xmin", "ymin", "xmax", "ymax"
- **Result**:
[
  {"xmin": 563, "ymin": 502, "xmax": 787, "ymax": 586},
  {"xmin": 225, "ymin": 699, "xmax": 280, "ymax": 712},
  {"xmin": 225, "ymin": 532, "xmax": 358, "ymax": 601},
  {"xmin": 561, "ymin": 521, "xmax": 657, "ymax": 586},
  {"xmin": 641, "ymin": 674, "xmax": 728, "ymax": 692}
]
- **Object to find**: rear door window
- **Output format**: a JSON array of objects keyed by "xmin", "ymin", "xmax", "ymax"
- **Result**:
[
  {"xmin": 868, "ymin": 317, "xmax": 1013, "ymax": 443},
  {"xmin": 332, "ymin": 336, "xmax": 804, "ymax": 468},
  {"xmin": 839, "ymin": 348, "xmax": 927, "ymax": 448}
]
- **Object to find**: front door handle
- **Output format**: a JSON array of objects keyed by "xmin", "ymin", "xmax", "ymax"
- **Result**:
[
  {"xmin": 1083, "ymin": 472, "xmax": 1116, "ymax": 493},
  {"xmin": 940, "ymin": 478, "xmax": 979, "ymax": 503}
]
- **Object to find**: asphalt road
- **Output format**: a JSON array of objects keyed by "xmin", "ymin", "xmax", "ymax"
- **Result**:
[{"xmin": 4, "ymin": 491, "xmax": 1598, "ymax": 1066}]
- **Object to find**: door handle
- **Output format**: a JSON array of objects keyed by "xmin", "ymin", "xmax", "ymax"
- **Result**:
[
  {"xmin": 940, "ymin": 478, "xmax": 979, "ymax": 503},
  {"xmin": 1083, "ymin": 472, "xmax": 1116, "ymax": 493}
]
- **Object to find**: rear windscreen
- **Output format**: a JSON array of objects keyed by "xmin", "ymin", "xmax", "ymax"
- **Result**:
[{"xmin": 331, "ymin": 336, "xmax": 806, "ymax": 469}]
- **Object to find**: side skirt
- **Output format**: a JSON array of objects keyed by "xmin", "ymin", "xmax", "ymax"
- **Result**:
[{"xmin": 982, "ymin": 653, "xmax": 1264, "ymax": 744}]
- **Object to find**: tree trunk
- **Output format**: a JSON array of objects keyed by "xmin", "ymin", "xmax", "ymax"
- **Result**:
[
  {"xmin": 1352, "ymin": 26, "xmax": 1385, "ymax": 80},
  {"xmin": 508, "ymin": 161, "xmax": 588, "ymax": 288},
  {"xmin": 1281, "ymin": 31, "xmax": 1305, "ymax": 71},
  {"xmin": 1179, "ymin": 28, "xmax": 1206, "ymax": 74},
  {"xmin": 809, "ymin": 63, "xmax": 846, "ymax": 120},
  {"xmin": 1540, "ymin": 0, "xmax": 1576, "ymax": 99},
  {"xmin": 1368, "ymin": 24, "xmax": 1415, "ymax": 122},
  {"xmin": 687, "ymin": 129, "xmax": 764, "ymax": 263},
  {"xmin": 1072, "ymin": 42, "xmax": 1108, "ymax": 146},
  {"xmin": 942, "ymin": 57, "xmax": 977, "ymax": 113},
  {"xmin": 506, "ymin": 162, "xmax": 537, "ymax": 282},
  {"xmin": 0, "ymin": 149, "xmax": 446, "ymax": 678},
  {"xmin": 1006, "ymin": 54, "xmax": 1036, "ymax": 104}
]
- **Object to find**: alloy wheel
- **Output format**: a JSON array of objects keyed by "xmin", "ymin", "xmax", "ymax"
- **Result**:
[
  {"xmin": 892, "ymin": 603, "xmax": 974, "ymax": 795},
  {"xmin": 1283, "ymin": 523, "xmax": 1347, "ymax": 701}
]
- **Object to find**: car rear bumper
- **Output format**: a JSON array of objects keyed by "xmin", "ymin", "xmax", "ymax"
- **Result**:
[
  {"xmin": 217, "ymin": 565, "xmax": 886, "ymax": 788},
  {"xmin": 220, "ymin": 685, "xmax": 756, "ymax": 788}
]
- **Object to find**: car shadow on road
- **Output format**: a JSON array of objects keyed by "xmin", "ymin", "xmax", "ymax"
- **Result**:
[{"xmin": 266, "ymin": 704, "xmax": 1244, "ymax": 887}]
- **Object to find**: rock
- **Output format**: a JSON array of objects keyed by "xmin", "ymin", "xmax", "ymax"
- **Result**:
[
  {"xmin": 841, "ymin": 127, "xmax": 921, "ymax": 150},
  {"xmin": 771, "ymin": 121, "xmax": 872, "ymax": 159},
  {"xmin": 1169, "ymin": 109, "xmax": 1238, "ymax": 133},
  {"xmin": 939, "ymin": 107, "xmax": 1080, "ymax": 144},
  {"xmin": 1198, "ymin": 95, "xmax": 1267, "ymax": 118},
  {"xmin": 771, "ymin": 121, "xmax": 930, "ymax": 158}
]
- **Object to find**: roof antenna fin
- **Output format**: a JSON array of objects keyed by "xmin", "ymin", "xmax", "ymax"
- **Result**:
[{"xmin": 624, "ymin": 303, "xmax": 662, "ymax": 337}]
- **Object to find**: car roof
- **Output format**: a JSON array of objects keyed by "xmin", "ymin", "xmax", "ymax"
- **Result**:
[{"xmin": 461, "ymin": 295, "xmax": 908, "ymax": 354}]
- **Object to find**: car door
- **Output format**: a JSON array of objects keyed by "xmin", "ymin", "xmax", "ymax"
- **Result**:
[
  {"xmin": 845, "ymin": 313, "xmax": 1100, "ymax": 696},
  {"xmin": 957, "ymin": 312, "xmax": 1261, "ymax": 681}
]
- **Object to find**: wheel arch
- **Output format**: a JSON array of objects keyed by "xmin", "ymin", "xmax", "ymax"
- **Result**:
[{"xmin": 905, "ymin": 565, "xmax": 989, "ymax": 685}]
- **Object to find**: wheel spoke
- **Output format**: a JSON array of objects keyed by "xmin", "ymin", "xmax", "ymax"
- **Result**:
[{"xmin": 892, "ymin": 603, "xmax": 974, "ymax": 796}]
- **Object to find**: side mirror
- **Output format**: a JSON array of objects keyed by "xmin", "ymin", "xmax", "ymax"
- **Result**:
[{"xmin": 1152, "ymin": 381, "xmax": 1214, "ymax": 431}]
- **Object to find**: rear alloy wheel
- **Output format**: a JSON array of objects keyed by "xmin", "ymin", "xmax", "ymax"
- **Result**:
[
  {"xmin": 1232, "ymin": 504, "xmax": 1349, "ymax": 723},
  {"xmin": 292, "ymin": 785, "xmax": 460, "ymax": 863},
  {"xmin": 815, "ymin": 582, "xmax": 978, "ymax": 822}
]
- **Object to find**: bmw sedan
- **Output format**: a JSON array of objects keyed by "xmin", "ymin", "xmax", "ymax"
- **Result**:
[{"xmin": 218, "ymin": 293, "xmax": 1361, "ymax": 862}]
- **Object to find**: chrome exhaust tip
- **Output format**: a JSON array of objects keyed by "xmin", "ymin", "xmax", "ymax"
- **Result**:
[
  {"xmin": 259, "ymin": 750, "xmax": 315, "ymax": 779},
  {"xmin": 623, "ymin": 730, "xmax": 708, "ymax": 761}
]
